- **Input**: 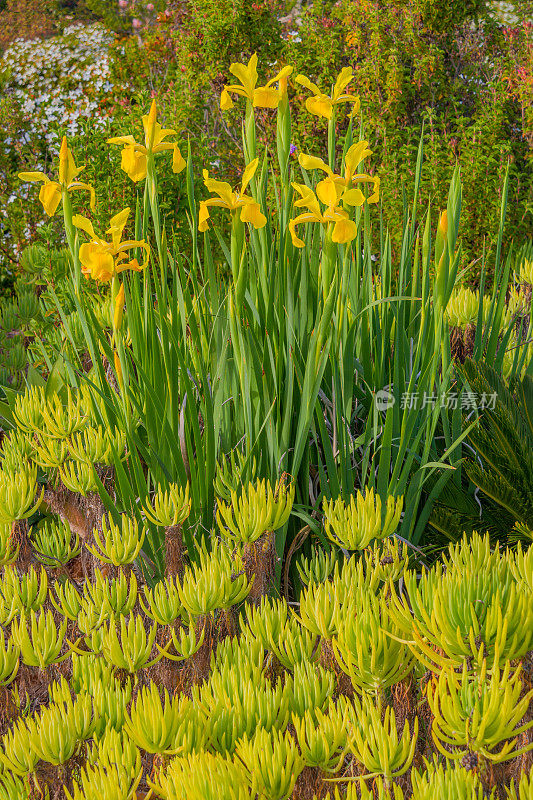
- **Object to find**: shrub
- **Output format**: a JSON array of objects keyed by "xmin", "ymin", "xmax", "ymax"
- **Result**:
[{"xmin": 286, "ymin": 0, "xmax": 532, "ymax": 268}]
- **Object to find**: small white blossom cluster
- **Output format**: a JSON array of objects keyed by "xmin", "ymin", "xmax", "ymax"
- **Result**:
[
  {"xmin": 1, "ymin": 22, "xmax": 116, "ymax": 149},
  {"xmin": 0, "ymin": 23, "xmax": 119, "ymax": 268},
  {"xmin": 488, "ymin": 1, "xmax": 520, "ymax": 24}
]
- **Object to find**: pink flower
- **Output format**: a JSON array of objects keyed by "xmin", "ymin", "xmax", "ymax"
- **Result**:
[
  {"xmin": 147, "ymin": 2, "xmax": 154, "ymax": 9},
  {"xmin": 118, "ymin": 0, "xmax": 128, "ymax": 7},
  {"xmin": 132, "ymin": 17, "xmax": 142, "ymax": 28}
]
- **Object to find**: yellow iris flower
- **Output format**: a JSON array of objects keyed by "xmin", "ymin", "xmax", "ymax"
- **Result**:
[
  {"xmin": 298, "ymin": 140, "xmax": 380, "ymax": 204},
  {"xmin": 108, "ymin": 100, "xmax": 185, "ymax": 182},
  {"xmin": 220, "ymin": 53, "xmax": 293, "ymax": 110},
  {"xmin": 289, "ymin": 176, "xmax": 362, "ymax": 248},
  {"xmin": 72, "ymin": 208, "xmax": 150, "ymax": 283},
  {"xmin": 19, "ymin": 136, "xmax": 95, "ymax": 217},
  {"xmin": 295, "ymin": 67, "xmax": 360, "ymax": 120},
  {"xmin": 198, "ymin": 158, "xmax": 267, "ymax": 232},
  {"xmin": 289, "ymin": 141, "xmax": 380, "ymax": 247}
]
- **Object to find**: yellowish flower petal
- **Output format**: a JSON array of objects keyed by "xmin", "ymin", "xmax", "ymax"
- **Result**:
[
  {"xmin": 295, "ymin": 74, "xmax": 322, "ymax": 96},
  {"xmin": 79, "ymin": 243, "xmax": 115, "ymax": 282},
  {"xmin": 108, "ymin": 208, "xmax": 130, "ymax": 252},
  {"xmin": 348, "ymin": 97, "xmax": 361, "ymax": 117},
  {"xmin": 38, "ymin": 182, "xmax": 62, "ymax": 216},
  {"xmin": 204, "ymin": 180, "xmax": 235, "ymax": 208},
  {"xmin": 288, "ymin": 211, "xmax": 322, "ymax": 248},
  {"xmin": 332, "ymin": 67, "xmax": 354, "ymax": 102},
  {"xmin": 69, "ymin": 182, "xmax": 96, "ymax": 211},
  {"xmin": 109, "ymin": 208, "xmax": 130, "ymax": 236},
  {"xmin": 368, "ymin": 177, "xmax": 380, "ymax": 203},
  {"xmin": 239, "ymin": 200, "xmax": 266, "ymax": 229},
  {"xmin": 18, "ymin": 171, "xmax": 48, "ymax": 183},
  {"xmin": 252, "ymin": 87, "xmax": 281, "ymax": 109},
  {"xmin": 229, "ymin": 53, "xmax": 258, "ymax": 101},
  {"xmin": 143, "ymin": 99, "xmax": 158, "ymax": 149},
  {"xmin": 114, "ymin": 350, "xmax": 123, "ymax": 387},
  {"xmin": 172, "ymin": 145, "xmax": 186, "ymax": 174},
  {"xmin": 342, "ymin": 187, "xmax": 365, "ymax": 207},
  {"xmin": 265, "ymin": 64, "xmax": 293, "ymax": 88},
  {"xmin": 220, "ymin": 88, "xmax": 234, "ymax": 110},
  {"xmin": 116, "ymin": 258, "xmax": 144, "ymax": 274},
  {"xmin": 58, "ymin": 136, "xmax": 69, "ymax": 185},
  {"xmin": 305, "ymin": 95, "xmax": 333, "ymax": 119},
  {"xmin": 332, "ymin": 217, "xmax": 357, "ymax": 243},
  {"xmin": 198, "ymin": 201, "xmax": 211, "ymax": 232},
  {"xmin": 292, "ymin": 183, "xmax": 322, "ymax": 217},
  {"xmin": 241, "ymin": 158, "xmax": 259, "ymax": 195},
  {"xmin": 121, "ymin": 144, "xmax": 147, "ymax": 182},
  {"xmin": 288, "ymin": 218, "xmax": 305, "ymax": 248},
  {"xmin": 73, "ymin": 214, "xmax": 97, "ymax": 240},
  {"xmin": 344, "ymin": 141, "xmax": 372, "ymax": 180},
  {"xmin": 108, "ymin": 135, "xmax": 136, "ymax": 146},
  {"xmin": 316, "ymin": 177, "xmax": 342, "ymax": 209},
  {"xmin": 298, "ymin": 153, "xmax": 332, "ymax": 176}
]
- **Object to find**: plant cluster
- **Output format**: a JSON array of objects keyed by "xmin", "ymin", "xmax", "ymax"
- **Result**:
[
  {"xmin": 0, "ymin": 47, "xmax": 531, "ymax": 800},
  {"xmin": 0, "ymin": 523, "xmax": 529, "ymax": 798}
]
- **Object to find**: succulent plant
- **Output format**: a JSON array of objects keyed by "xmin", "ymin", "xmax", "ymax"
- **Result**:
[
  {"xmin": 236, "ymin": 727, "xmax": 304, "ymax": 800},
  {"xmin": 389, "ymin": 556, "xmax": 532, "ymax": 671},
  {"xmin": 297, "ymin": 547, "xmax": 336, "ymax": 586},
  {"xmin": 65, "ymin": 760, "xmax": 142, "ymax": 800},
  {"xmin": 29, "ymin": 518, "xmax": 80, "ymax": 567},
  {"xmin": 287, "ymin": 661, "xmax": 334, "ymax": 720},
  {"xmin": 445, "ymin": 285, "xmax": 480, "ymax": 328},
  {"xmin": 509, "ymin": 540, "xmax": 533, "ymax": 592},
  {"xmin": 0, "ymin": 463, "xmax": 43, "ymax": 523},
  {"xmin": 0, "ymin": 634, "xmax": 19, "ymax": 687},
  {"xmin": 32, "ymin": 433, "xmax": 69, "ymax": 470},
  {"xmin": 333, "ymin": 592, "xmax": 415, "ymax": 695},
  {"xmin": 67, "ymin": 425, "xmax": 125, "ymax": 466},
  {"xmin": 149, "ymin": 751, "xmax": 250, "ymax": 800},
  {"xmin": 84, "ymin": 570, "xmax": 138, "ymax": 617},
  {"xmin": 363, "ymin": 537, "xmax": 410, "ymax": 583},
  {"xmin": 0, "ymin": 429, "xmax": 35, "ymax": 475},
  {"xmin": 100, "ymin": 614, "xmax": 159, "ymax": 673},
  {"xmin": 349, "ymin": 698, "xmax": 418, "ymax": 783},
  {"xmin": 179, "ymin": 541, "xmax": 251, "ymax": 616},
  {"xmin": 48, "ymin": 676, "xmax": 94, "ymax": 737},
  {"xmin": 124, "ymin": 683, "xmax": 204, "ymax": 756},
  {"xmin": 410, "ymin": 759, "xmax": 490, "ymax": 800},
  {"xmin": 12, "ymin": 386, "xmax": 45, "ymax": 434},
  {"xmin": 140, "ymin": 576, "xmax": 184, "ymax": 625},
  {"xmin": 144, "ymin": 481, "xmax": 192, "ymax": 527},
  {"xmin": 293, "ymin": 705, "xmax": 349, "ymax": 772},
  {"xmin": 0, "ymin": 717, "xmax": 39, "ymax": 775},
  {"xmin": 40, "ymin": 388, "xmax": 89, "ymax": 439},
  {"xmin": 0, "ymin": 521, "xmax": 20, "ymax": 567},
  {"xmin": 91, "ymin": 677, "xmax": 133, "ymax": 737},
  {"xmin": 427, "ymin": 658, "xmax": 533, "ymax": 762},
  {"xmin": 51, "ymin": 579, "xmax": 82, "ymax": 621},
  {"xmin": 59, "ymin": 459, "xmax": 99, "ymax": 495},
  {"xmin": 297, "ymin": 578, "xmax": 340, "ymax": 639},
  {"xmin": 507, "ymin": 767, "xmax": 533, "ymax": 800},
  {"xmin": 0, "ymin": 772, "xmax": 34, "ymax": 800},
  {"xmin": 87, "ymin": 513, "xmax": 145, "ymax": 566},
  {"xmin": 323, "ymin": 488, "xmax": 403, "ymax": 551},
  {"xmin": 11, "ymin": 609, "xmax": 68, "ymax": 669},
  {"xmin": 158, "ymin": 621, "xmax": 205, "ymax": 662},
  {"xmin": 216, "ymin": 477, "xmax": 294, "ymax": 544}
]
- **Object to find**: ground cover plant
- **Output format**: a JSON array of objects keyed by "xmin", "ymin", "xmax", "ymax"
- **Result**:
[{"xmin": 0, "ymin": 15, "xmax": 532, "ymax": 800}]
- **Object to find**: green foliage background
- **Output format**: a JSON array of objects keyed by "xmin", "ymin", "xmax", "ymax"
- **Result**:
[{"xmin": 0, "ymin": 0, "xmax": 531, "ymax": 285}]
